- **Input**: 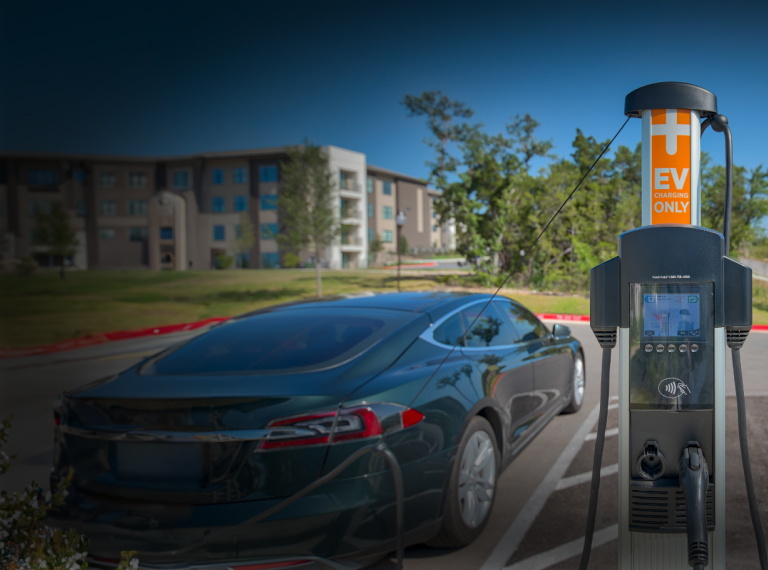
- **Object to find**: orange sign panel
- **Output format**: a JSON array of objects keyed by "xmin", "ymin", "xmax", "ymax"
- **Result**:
[{"xmin": 650, "ymin": 109, "xmax": 692, "ymax": 224}]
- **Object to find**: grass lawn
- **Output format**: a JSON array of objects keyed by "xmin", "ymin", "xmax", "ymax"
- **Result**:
[{"xmin": 1, "ymin": 268, "xmax": 766, "ymax": 348}]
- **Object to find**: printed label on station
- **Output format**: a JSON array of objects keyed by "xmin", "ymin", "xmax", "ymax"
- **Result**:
[{"xmin": 650, "ymin": 109, "xmax": 691, "ymax": 224}]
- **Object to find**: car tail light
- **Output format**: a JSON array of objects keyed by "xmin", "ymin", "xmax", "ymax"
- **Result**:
[{"xmin": 261, "ymin": 404, "xmax": 424, "ymax": 449}]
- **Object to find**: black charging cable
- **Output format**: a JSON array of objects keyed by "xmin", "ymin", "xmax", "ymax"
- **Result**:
[
  {"xmin": 731, "ymin": 343, "xmax": 768, "ymax": 569},
  {"xmin": 578, "ymin": 345, "xmax": 613, "ymax": 570},
  {"xmin": 131, "ymin": 440, "xmax": 406, "ymax": 570},
  {"xmin": 701, "ymin": 114, "xmax": 734, "ymax": 256}
]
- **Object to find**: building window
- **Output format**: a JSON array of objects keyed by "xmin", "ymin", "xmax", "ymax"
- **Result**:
[
  {"xmin": 73, "ymin": 169, "xmax": 86, "ymax": 183},
  {"xmin": 160, "ymin": 226, "xmax": 174, "ymax": 240},
  {"xmin": 128, "ymin": 172, "xmax": 147, "ymax": 188},
  {"xmin": 368, "ymin": 228, "xmax": 375, "ymax": 242},
  {"xmin": 383, "ymin": 205, "xmax": 393, "ymax": 219},
  {"xmin": 432, "ymin": 224, "xmax": 439, "ymax": 232},
  {"xmin": 128, "ymin": 200, "xmax": 147, "ymax": 215},
  {"xmin": 233, "ymin": 167, "xmax": 248, "ymax": 184},
  {"xmin": 213, "ymin": 224, "xmax": 226, "ymax": 241},
  {"xmin": 173, "ymin": 171, "xmax": 189, "ymax": 188},
  {"xmin": 259, "ymin": 165, "xmax": 278, "ymax": 182},
  {"xmin": 100, "ymin": 200, "xmax": 117, "ymax": 215},
  {"xmin": 99, "ymin": 228, "xmax": 116, "ymax": 240},
  {"xmin": 99, "ymin": 172, "xmax": 116, "ymax": 188},
  {"xmin": 234, "ymin": 195, "xmax": 248, "ymax": 211},
  {"xmin": 260, "ymin": 223, "xmax": 278, "ymax": 240},
  {"xmin": 129, "ymin": 227, "xmax": 148, "ymax": 241},
  {"xmin": 28, "ymin": 170, "xmax": 58, "ymax": 186},
  {"xmin": 260, "ymin": 195, "xmax": 277, "ymax": 210},
  {"xmin": 382, "ymin": 181, "xmax": 392, "ymax": 195},
  {"xmin": 212, "ymin": 168, "xmax": 224, "ymax": 185},
  {"xmin": 367, "ymin": 177, "xmax": 374, "ymax": 193},
  {"xmin": 382, "ymin": 230, "xmax": 393, "ymax": 243},
  {"xmin": 212, "ymin": 196, "xmax": 226, "ymax": 212},
  {"xmin": 367, "ymin": 203, "xmax": 374, "ymax": 217}
]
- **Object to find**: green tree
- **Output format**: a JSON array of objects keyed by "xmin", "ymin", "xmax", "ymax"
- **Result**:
[
  {"xmin": 532, "ymin": 136, "xmax": 641, "ymax": 291},
  {"xmin": 278, "ymin": 142, "xmax": 340, "ymax": 296},
  {"xmin": 398, "ymin": 233, "xmax": 409, "ymax": 256},
  {"xmin": 234, "ymin": 211, "xmax": 256, "ymax": 268},
  {"xmin": 33, "ymin": 202, "xmax": 78, "ymax": 280},
  {"xmin": 701, "ymin": 158, "xmax": 768, "ymax": 255},
  {"xmin": 403, "ymin": 91, "xmax": 552, "ymax": 286},
  {"xmin": 368, "ymin": 235, "xmax": 384, "ymax": 266}
]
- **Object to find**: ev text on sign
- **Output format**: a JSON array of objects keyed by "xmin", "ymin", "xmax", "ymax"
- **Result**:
[{"xmin": 650, "ymin": 109, "xmax": 692, "ymax": 224}]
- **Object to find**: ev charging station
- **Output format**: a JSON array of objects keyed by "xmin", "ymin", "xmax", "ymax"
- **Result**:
[{"xmin": 589, "ymin": 82, "xmax": 754, "ymax": 569}]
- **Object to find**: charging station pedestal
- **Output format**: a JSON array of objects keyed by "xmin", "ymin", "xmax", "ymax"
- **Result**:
[{"xmin": 590, "ymin": 83, "xmax": 752, "ymax": 568}]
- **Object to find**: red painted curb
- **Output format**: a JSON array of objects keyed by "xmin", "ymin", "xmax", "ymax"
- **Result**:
[
  {"xmin": 2, "ymin": 313, "xmax": 766, "ymax": 359},
  {"xmin": 0, "ymin": 317, "xmax": 229, "ymax": 359}
]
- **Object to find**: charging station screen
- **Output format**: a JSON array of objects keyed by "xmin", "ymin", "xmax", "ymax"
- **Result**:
[
  {"xmin": 629, "ymin": 282, "xmax": 714, "ymax": 411},
  {"xmin": 642, "ymin": 292, "xmax": 701, "ymax": 339}
]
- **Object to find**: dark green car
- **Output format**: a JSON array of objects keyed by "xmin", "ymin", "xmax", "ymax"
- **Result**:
[{"xmin": 50, "ymin": 291, "xmax": 585, "ymax": 569}]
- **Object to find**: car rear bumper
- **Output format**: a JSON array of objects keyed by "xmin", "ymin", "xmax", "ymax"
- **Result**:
[{"xmin": 48, "ymin": 450, "xmax": 449, "ymax": 568}]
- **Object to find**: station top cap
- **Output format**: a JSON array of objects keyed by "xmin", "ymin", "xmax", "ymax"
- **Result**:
[{"xmin": 624, "ymin": 82, "xmax": 718, "ymax": 118}]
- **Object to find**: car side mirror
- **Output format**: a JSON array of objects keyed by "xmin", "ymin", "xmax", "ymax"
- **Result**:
[{"xmin": 552, "ymin": 323, "xmax": 571, "ymax": 339}]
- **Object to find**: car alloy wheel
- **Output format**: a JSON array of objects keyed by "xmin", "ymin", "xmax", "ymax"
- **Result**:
[
  {"xmin": 458, "ymin": 427, "xmax": 497, "ymax": 528},
  {"xmin": 428, "ymin": 416, "xmax": 499, "ymax": 548},
  {"xmin": 563, "ymin": 353, "xmax": 585, "ymax": 413}
]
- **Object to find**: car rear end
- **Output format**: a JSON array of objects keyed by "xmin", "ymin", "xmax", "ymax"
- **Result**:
[{"xmin": 49, "ymin": 306, "xmax": 434, "ymax": 568}]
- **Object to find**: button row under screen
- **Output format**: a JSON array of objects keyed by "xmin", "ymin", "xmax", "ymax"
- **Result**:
[{"xmin": 644, "ymin": 343, "xmax": 700, "ymax": 354}]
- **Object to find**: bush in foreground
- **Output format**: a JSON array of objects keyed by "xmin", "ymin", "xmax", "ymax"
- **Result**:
[{"xmin": 0, "ymin": 416, "xmax": 141, "ymax": 569}]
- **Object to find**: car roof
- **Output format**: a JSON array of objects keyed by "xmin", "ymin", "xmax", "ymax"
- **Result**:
[{"xmin": 237, "ymin": 291, "xmax": 496, "ymax": 323}]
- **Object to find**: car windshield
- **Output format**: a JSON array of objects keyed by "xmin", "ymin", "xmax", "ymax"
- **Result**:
[{"xmin": 140, "ymin": 309, "xmax": 406, "ymax": 375}]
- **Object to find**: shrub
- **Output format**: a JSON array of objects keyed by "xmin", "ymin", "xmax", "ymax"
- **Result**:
[{"xmin": 0, "ymin": 416, "xmax": 142, "ymax": 569}]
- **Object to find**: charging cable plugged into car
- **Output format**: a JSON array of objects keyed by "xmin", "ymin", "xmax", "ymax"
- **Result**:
[{"xmin": 124, "ymin": 404, "xmax": 413, "ymax": 570}]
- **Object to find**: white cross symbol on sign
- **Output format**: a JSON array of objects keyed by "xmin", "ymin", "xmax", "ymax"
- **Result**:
[{"xmin": 653, "ymin": 109, "xmax": 689, "ymax": 155}]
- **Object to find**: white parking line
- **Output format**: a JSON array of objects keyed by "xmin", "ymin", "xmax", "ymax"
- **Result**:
[
  {"xmin": 585, "ymin": 427, "xmax": 619, "ymax": 441},
  {"xmin": 479, "ymin": 403, "xmax": 601, "ymax": 570},
  {"xmin": 503, "ymin": 524, "xmax": 619, "ymax": 570},
  {"xmin": 555, "ymin": 463, "xmax": 619, "ymax": 491}
]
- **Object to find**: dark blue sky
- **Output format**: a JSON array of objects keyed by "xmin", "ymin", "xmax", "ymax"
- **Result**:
[{"xmin": 2, "ymin": 0, "xmax": 767, "ymax": 181}]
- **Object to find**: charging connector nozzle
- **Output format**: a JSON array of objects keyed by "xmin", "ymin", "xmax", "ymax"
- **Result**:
[{"xmin": 680, "ymin": 442, "xmax": 709, "ymax": 568}]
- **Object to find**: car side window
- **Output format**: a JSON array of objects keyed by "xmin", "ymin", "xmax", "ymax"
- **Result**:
[
  {"xmin": 433, "ymin": 303, "xmax": 518, "ymax": 348},
  {"xmin": 433, "ymin": 313, "xmax": 466, "ymax": 347},
  {"xmin": 464, "ymin": 302, "xmax": 517, "ymax": 347},
  {"xmin": 498, "ymin": 301, "xmax": 549, "ymax": 343}
]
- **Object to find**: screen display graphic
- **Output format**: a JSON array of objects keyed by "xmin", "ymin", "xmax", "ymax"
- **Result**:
[{"xmin": 642, "ymin": 293, "xmax": 701, "ymax": 339}]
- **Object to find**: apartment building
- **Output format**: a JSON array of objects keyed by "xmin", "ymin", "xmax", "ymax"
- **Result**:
[
  {"xmin": 365, "ymin": 165, "xmax": 443, "ymax": 262},
  {"xmin": 0, "ymin": 146, "xmax": 451, "ymax": 271}
]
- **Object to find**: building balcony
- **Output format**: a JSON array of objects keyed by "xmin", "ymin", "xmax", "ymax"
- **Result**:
[
  {"xmin": 340, "ymin": 208, "xmax": 362, "ymax": 222},
  {"xmin": 339, "ymin": 183, "xmax": 362, "ymax": 197}
]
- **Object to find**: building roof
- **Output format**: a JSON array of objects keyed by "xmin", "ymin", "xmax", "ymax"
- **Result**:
[{"xmin": 366, "ymin": 163, "xmax": 428, "ymax": 186}]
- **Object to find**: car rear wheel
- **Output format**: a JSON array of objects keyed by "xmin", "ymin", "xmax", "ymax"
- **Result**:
[
  {"xmin": 562, "ymin": 353, "xmax": 585, "ymax": 414},
  {"xmin": 428, "ymin": 416, "xmax": 499, "ymax": 548}
]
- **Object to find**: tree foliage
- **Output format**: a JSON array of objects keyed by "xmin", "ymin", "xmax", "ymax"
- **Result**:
[
  {"xmin": 33, "ymin": 202, "xmax": 78, "ymax": 280},
  {"xmin": 405, "ymin": 90, "xmax": 764, "ymax": 292},
  {"xmin": 234, "ymin": 211, "xmax": 256, "ymax": 268},
  {"xmin": 277, "ymin": 142, "xmax": 340, "ymax": 296}
]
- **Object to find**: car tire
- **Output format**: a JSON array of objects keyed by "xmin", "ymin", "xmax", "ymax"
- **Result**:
[
  {"xmin": 428, "ymin": 415, "xmax": 500, "ymax": 548},
  {"xmin": 561, "ymin": 352, "xmax": 585, "ymax": 414}
]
